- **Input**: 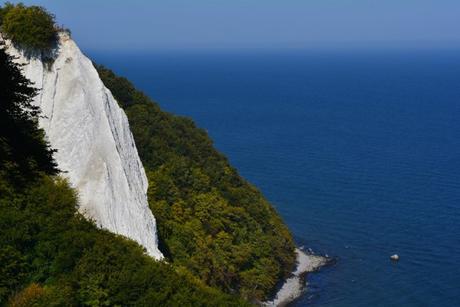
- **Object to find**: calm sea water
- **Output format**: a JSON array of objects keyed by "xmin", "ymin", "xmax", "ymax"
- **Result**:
[{"xmin": 91, "ymin": 49, "xmax": 460, "ymax": 306}]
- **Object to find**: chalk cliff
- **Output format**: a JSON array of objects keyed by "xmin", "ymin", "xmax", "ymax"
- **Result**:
[{"xmin": 3, "ymin": 33, "xmax": 163, "ymax": 260}]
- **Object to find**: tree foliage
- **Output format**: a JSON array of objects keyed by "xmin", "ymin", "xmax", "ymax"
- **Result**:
[
  {"xmin": 0, "ymin": 175, "xmax": 246, "ymax": 306},
  {"xmin": 97, "ymin": 65, "xmax": 296, "ymax": 300},
  {"xmin": 0, "ymin": 3, "xmax": 57, "ymax": 52},
  {"xmin": 0, "ymin": 44, "xmax": 58, "ymax": 184}
]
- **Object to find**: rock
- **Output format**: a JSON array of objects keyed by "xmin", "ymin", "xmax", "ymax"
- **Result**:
[{"xmin": 3, "ymin": 32, "xmax": 163, "ymax": 260}]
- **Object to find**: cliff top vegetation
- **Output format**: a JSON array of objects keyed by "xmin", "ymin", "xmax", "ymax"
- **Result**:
[{"xmin": 0, "ymin": 2, "xmax": 57, "ymax": 52}]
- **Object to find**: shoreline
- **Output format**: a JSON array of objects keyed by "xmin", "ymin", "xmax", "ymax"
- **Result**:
[{"xmin": 263, "ymin": 248, "xmax": 328, "ymax": 307}]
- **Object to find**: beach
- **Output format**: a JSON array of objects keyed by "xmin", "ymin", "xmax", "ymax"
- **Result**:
[{"xmin": 264, "ymin": 248, "xmax": 327, "ymax": 306}]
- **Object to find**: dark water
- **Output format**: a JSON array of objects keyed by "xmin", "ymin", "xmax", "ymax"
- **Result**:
[{"xmin": 91, "ymin": 49, "xmax": 460, "ymax": 306}]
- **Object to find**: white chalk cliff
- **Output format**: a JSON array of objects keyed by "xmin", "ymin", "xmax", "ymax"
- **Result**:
[{"xmin": 3, "ymin": 33, "xmax": 163, "ymax": 260}]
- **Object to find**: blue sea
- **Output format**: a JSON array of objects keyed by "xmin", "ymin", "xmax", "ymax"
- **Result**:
[{"xmin": 91, "ymin": 49, "xmax": 460, "ymax": 306}]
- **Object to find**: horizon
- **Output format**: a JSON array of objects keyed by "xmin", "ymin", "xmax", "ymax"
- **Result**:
[
  {"xmin": 2, "ymin": 2, "xmax": 460, "ymax": 307},
  {"xmin": 6, "ymin": 0, "xmax": 460, "ymax": 52}
]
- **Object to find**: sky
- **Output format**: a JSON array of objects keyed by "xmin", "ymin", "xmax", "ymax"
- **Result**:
[{"xmin": 8, "ymin": 0, "xmax": 460, "ymax": 51}]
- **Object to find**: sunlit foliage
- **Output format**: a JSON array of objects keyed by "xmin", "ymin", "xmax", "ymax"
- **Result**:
[{"xmin": 97, "ymin": 65, "xmax": 296, "ymax": 300}]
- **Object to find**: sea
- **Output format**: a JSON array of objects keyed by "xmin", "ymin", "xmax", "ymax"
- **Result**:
[{"xmin": 90, "ymin": 48, "xmax": 460, "ymax": 306}]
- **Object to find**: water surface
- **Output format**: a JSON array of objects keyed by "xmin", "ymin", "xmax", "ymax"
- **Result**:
[{"xmin": 91, "ymin": 49, "xmax": 460, "ymax": 306}]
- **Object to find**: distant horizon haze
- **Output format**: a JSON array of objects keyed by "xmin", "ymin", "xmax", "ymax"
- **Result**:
[{"xmin": 6, "ymin": 0, "xmax": 460, "ymax": 51}]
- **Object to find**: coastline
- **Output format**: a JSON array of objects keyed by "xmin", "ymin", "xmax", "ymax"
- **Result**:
[{"xmin": 263, "ymin": 248, "xmax": 327, "ymax": 307}]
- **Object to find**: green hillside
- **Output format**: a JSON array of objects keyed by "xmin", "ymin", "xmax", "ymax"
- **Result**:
[{"xmin": 97, "ymin": 66, "xmax": 296, "ymax": 300}]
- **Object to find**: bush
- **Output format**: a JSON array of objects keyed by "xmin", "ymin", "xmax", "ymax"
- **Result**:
[{"xmin": 1, "ymin": 3, "xmax": 57, "ymax": 51}]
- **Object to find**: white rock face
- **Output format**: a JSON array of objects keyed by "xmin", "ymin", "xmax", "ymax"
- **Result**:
[{"xmin": 3, "ymin": 33, "xmax": 163, "ymax": 260}]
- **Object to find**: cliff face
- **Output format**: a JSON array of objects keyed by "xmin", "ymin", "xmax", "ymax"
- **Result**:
[{"xmin": 3, "ymin": 33, "xmax": 163, "ymax": 260}]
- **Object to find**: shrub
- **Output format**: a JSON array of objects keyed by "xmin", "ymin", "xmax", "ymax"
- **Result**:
[
  {"xmin": 8, "ymin": 283, "xmax": 46, "ymax": 307},
  {"xmin": 1, "ymin": 3, "xmax": 57, "ymax": 51}
]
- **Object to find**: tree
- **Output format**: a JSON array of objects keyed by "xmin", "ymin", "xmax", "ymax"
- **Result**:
[
  {"xmin": 0, "ymin": 3, "xmax": 57, "ymax": 52},
  {"xmin": 0, "ymin": 47, "xmax": 58, "ymax": 183}
]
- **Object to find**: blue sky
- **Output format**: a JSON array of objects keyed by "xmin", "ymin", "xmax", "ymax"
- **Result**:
[{"xmin": 8, "ymin": 0, "xmax": 460, "ymax": 51}]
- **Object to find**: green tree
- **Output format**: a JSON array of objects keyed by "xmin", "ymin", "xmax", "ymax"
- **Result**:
[
  {"xmin": 0, "ymin": 247, "xmax": 28, "ymax": 303},
  {"xmin": 0, "ymin": 47, "xmax": 58, "ymax": 184},
  {"xmin": 0, "ymin": 3, "xmax": 57, "ymax": 52}
]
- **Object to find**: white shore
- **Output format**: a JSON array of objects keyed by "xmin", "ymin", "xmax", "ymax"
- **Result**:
[{"xmin": 263, "ymin": 248, "xmax": 327, "ymax": 307}]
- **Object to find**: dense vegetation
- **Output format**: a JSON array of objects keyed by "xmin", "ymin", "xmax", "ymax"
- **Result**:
[
  {"xmin": 0, "ymin": 47, "xmax": 246, "ymax": 306},
  {"xmin": 97, "ymin": 66, "xmax": 296, "ymax": 300},
  {"xmin": 0, "ymin": 3, "xmax": 57, "ymax": 52}
]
